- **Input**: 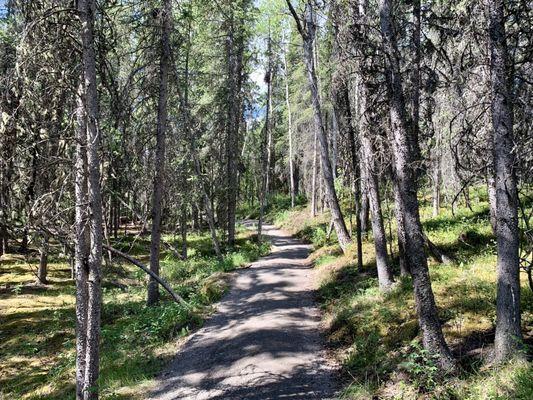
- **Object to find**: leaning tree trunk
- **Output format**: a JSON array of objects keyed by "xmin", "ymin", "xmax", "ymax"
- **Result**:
[
  {"xmin": 148, "ymin": 0, "xmax": 172, "ymax": 306},
  {"xmin": 410, "ymin": 0, "xmax": 422, "ymax": 165},
  {"xmin": 289, "ymin": 1, "xmax": 352, "ymax": 251},
  {"xmin": 487, "ymin": 0, "xmax": 523, "ymax": 363},
  {"xmin": 391, "ymin": 165, "xmax": 410, "ymax": 276},
  {"xmin": 379, "ymin": 0, "xmax": 455, "ymax": 370}
]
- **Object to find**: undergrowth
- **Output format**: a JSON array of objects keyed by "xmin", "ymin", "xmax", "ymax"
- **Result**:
[
  {"xmin": 269, "ymin": 190, "xmax": 533, "ymax": 399},
  {"xmin": 0, "ymin": 224, "xmax": 269, "ymax": 399}
]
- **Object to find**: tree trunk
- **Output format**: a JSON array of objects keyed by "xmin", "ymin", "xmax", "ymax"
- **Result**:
[
  {"xmin": 432, "ymin": 153, "xmax": 442, "ymax": 217},
  {"xmin": 74, "ymin": 80, "xmax": 89, "ymax": 400},
  {"xmin": 283, "ymin": 47, "xmax": 296, "ymax": 208},
  {"xmin": 191, "ymin": 143, "xmax": 223, "ymax": 259},
  {"xmin": 289, "ymin": 1, "xmax": 352, "ymax": 251},
  {"xmin": 360, "ymin": 190, "xmax": 370, "ymax": 236},
  {"xmin": 487, "ymin": 0, "xmax": 523, "ymax": 362},
  {"xmin": 487, "ymin": 173, "xmax": 498, "ymax": 234},
  {"xmin": 391, "ymin": 170, "xmax": 410, "ymax": 276},
  {"xmin": 410, "ymin": 0, "xmax": 422, "ymax": 165},
  {"xmin": 148, "ymin": 0, "xmax": 172, "ymax": 306},
  {"xmin": 333, "ymin": 84, "xmax": 363, "ymax": 271},
  {"xmin": 37, "ymin": 235, "xmax": 48, "ymax": 284},
  {"xmin": 310, "ymin": 130, "xmax": 318, "ymax": 217},
  {"xmin": 81, "ymin": 0, "xmax": 104, "ymax": 394},
  {"xmin": 225, "ymin": 11, "xmax": 244, "ymax": 248},
  {"xmin": 359, "ymin": 84, "xmax": 394, "ymax": 290},
  {"xmin": 379, "ymin": 0, "xmax": 454, "ymax": 370},
  {"xmin": 258, "ymin": 33, "xmax": 273, "ymax": 244},
  {"xmin": 180, "ymin": 207, "xmax": 188, "ymax": 260}
]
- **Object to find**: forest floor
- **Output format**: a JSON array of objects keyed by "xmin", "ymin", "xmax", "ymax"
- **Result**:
[
  {"xmin": 269, "ymin": 191, "xmax": 533, "ymax": 399},
  {"xmin": 1, "ymin": 191, "xmax": 532, "ymax": 399},
  {"xmin": 0, "ymin": 225, "xmax": 270, "ymax": 399},
  {"xmin": 148, "ymin": 222, "xmax": 338, "ymax": 399}
]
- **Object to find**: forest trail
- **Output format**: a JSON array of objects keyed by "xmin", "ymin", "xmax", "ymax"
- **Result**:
[{"xmin": 148, "ymin": 222, "xmax": 339, "ymax": 400}]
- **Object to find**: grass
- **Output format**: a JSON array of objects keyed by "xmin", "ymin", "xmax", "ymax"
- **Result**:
[
  {"xmin": 0, "ymin": 224, "xmax": 270, "ymax": 400},
  {"xmin": 270, "ymin": 190, "xmax": 533, "ymax": 399}
]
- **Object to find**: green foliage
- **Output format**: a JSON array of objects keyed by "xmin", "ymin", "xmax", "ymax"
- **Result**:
[
  {"xmin": 266, "ymin": 189, "xmax": 533, "ymax": 399},
  {"xmin": 344, "ymin": 332, "xmax": 386, "ymax": 376},
  {"xmin": 399, "ymin": 341, "xmax": 441, "ymax": 392},
  {"xmin": 0, "ymin": 227, "xmax": 269, "ymax": 399}
]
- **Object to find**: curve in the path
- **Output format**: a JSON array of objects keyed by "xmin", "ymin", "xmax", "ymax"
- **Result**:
[{"xmin": 148, "ymin": 223, "xmax": 338, "ymax": 400}]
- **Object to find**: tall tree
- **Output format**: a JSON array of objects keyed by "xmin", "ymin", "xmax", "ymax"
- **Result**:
[
  {"xmin": 225, "ymin": 3, "xmax": 246, "ymax": 248},
  {"xmin": 487, "ymin": 0, "xmax": 523, "ymax": 362},
  {"xmin": 359, "ymin": 83, "xmax": 394, "ymax": 290},
  {"xmin": 283, "ymin": 40, "xmax": 296, "ymax": 208},
  {"xmin": 287, "ymin": 0, "xmax": 352, "ymax": 252},
  {"xmin": 147, "ymin": 0, "xmax": 173, "ymax": 306},
  {"xmin": 76, "ymin": 0, "xmax": 104, "ymax": 397},
  {"xmin": 379, "ymin": 0, "xmax": 455, "ymax": 370}
]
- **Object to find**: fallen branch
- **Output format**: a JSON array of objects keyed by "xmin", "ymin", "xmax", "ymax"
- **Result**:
[
  {"xmin": 35, "ymin": 223, "xmax": 189, "ymax": 305},
  {"xmin": 102, "ymin": 244, "xmax": 189, "ymax": 307},
  {"xmin": 423, "ymin": 234, "xmax": 454, "ymax": 264},
  {"xmin": 162, "ymin": 240, "xmax": 185, "ymax": 260}
]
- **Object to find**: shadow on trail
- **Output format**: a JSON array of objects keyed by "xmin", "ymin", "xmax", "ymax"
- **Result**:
[{"xmin": 149, "ymin": 225, "xmax": 338, "ymax": 399}]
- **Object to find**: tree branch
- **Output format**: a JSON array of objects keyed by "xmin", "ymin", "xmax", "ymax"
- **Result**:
[
  {"xmin": 286, "ymin": 0, "xmax": 306, "ymax": 39},
  {"xmin": 103, "ymin": 244, "xmax": 189, "ymax": 307}
]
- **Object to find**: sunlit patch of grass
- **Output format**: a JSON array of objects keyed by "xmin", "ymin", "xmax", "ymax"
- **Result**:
[{"xmin": 0, "ymin": 227, "xmax": 269, "ymax": 399}]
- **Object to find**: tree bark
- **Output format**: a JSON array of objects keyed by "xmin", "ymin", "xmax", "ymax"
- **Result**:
[
  {"xmin": 75, "ymin": 0, "xmax": 105, "ymax": 396},
  {"xmin": 410, "ymin": 0, "xmax": 422, "ymax": 165},
  {"xmin": 432, "ymin": 153, "xmax": 442, "ymax": 217},
  {"xmin": 487, "ymin": 173, "xmax": 498, "ymax": 234},
  {"xmin": 74, "ymin": 80, "xmax": 89, "ymax": 400},
  {"xmin": 487, "ymin": 0, "xmax": 523, "ymax": 362},
  {"xmin": 81, "ymin": 0, "xmax": 104, "ymax": 395},
  {"xmin": 360, "ymin": 190, "xmax": 370, "ymax": 236},
  {"xmin": 180, "ymin": 207, "xmax": 188, "ymax": 260},
  {"xmin": 359, "ymin": 83, "xmax": 394, "ymax": 290},
  {"xmin": 148, "ymin": 0, "xmax": 172, "ymax": 306},
  {"xmin": 37, "ymin": 235, "xmax": 48, "ymax": 284},
  {"xmin": 310, "ymin": 130, "xmax": 318, "ymax": 217},
  {"xmin": 379, "ymin": 0, "xmax": 455, "ymax": 370},
  {"xmin": 391, "ymin": 169, "xmax": 410, "ymax": 276}
]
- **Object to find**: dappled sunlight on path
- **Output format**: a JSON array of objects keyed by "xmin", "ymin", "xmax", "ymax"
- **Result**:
[{"xmin": 149, "ymin": 224, "xmax": 339, "ymax": 400}]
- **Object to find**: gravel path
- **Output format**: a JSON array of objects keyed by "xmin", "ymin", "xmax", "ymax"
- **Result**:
[{"xmin": 148, "ymin": 222, "xmax": 339, "ymax": 400}]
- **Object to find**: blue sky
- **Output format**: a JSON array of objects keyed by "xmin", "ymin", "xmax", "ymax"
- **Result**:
[{"xmin": 0, "ymin": 0, "xmax": 7, "ymax": 17}]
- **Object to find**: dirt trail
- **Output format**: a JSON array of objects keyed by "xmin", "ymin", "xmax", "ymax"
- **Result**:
[{"xmin": 148, "ymin": 222, "xmax": 339, "ymax": 400}]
